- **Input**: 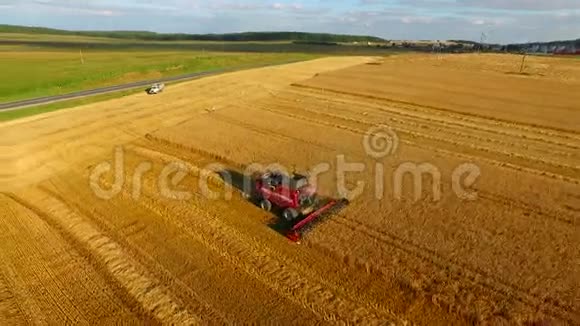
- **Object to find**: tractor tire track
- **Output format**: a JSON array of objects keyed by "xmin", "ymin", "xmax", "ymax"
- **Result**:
[
  {"xmin": 253, "ymin": 102, "xmax": 580, "ymax": 185},
  {"xmin": 327, "ymin": 215, "xmax": 578, "ymax": 324},
  {"xmin": 255, "ymin": 101, "xmax": 580, "ymax": 175},
  {"xmin": 291, "ymin": 83, "xmax": 580, "ymax": 139},
  {"xmin": 39, "ymin": 184, "xmax": 229, "ymax": 324},
  {"xmin": 258, "ymin": 100, "xmax": 577, "ymax": 167},
  {"xmin": 0, "ymin": 193, "xmax": 143, "ymax": 324},
  {"xmin": 478, "ymin": 191, "xmax": 579, "ymax": 225},
  {"xmin": 5, "ymin": 190, "xmax": 201, "ymax": 325},
  {"xmin": 144, "ymin": 133, "xmax": 246, "ymax": 171},
  {"xmin": 270, "ymin": 92, "xmax": 580, "ymax": 156},
  {"xmin": 208, "ymin": 111, "xmax": 337, "ymax": 152}
]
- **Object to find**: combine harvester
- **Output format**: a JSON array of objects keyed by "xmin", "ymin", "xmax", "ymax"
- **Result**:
[{"xmin": 244, "ymin": 170, "xmax": 349, "ymax": 243}]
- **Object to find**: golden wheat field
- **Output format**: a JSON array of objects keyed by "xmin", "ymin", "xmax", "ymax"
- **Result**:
[{"xmin": 1, "ymin": 53, "xmax": 579, "ymax": 325}]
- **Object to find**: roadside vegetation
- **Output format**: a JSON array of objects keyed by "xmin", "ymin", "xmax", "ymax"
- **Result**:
[
  {"xmin": 0, "ymin": 90, "xmax": 140, "ymax": 122},
  {"xmin": 0, "ymin": 26, "xmax": 401, "ymax": 122},
  {"xmin": 0, "ymin": 46, "xmax": 317, "ymax": 103}
]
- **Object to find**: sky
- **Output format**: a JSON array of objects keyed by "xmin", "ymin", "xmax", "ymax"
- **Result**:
[{"xmin": 0, "ymin": 0, "xmax": 579, "ymax": 43}]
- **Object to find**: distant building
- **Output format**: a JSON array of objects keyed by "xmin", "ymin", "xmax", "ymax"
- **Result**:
[{"xmin": 554, "ymin": 44, "xmax": 578, "ymax": 55}]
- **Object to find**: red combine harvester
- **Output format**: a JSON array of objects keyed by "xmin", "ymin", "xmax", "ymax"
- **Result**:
[{"xmin": 245, "ymin": 170, "xmax": 349, "ymax": 242}]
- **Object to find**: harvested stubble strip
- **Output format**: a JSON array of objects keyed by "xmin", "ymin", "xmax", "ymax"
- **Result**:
[{"xmin": 10, "ymin": 189, "xmax": 203, "ymax": 325}]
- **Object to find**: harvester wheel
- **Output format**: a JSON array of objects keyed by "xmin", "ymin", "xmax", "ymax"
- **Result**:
[
  {"xmin": 260, "ymin": 199, "xmax": 272, "ymax": 212},
  {"xmin": 282, "ymin": 208, "xmax": 299, "ymax": 221}
]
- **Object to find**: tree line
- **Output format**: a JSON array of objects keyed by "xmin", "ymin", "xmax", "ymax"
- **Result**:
[{"xmin": 0, "ymin": 24, "xmax": 385, "ymax": 43}]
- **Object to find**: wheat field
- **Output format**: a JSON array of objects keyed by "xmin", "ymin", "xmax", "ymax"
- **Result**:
[{"xmin": 1, "ymin": 54, "xmax": 579, "ymax": 324}]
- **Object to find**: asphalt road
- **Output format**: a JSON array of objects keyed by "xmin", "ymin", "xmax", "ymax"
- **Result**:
[
  {"xmin": 0, "ymin": 70, "xmax": 223, "ymax": 112},
  {"xmin": 0, "ymin": 60, "xmax": 302, "ymax": 112}
]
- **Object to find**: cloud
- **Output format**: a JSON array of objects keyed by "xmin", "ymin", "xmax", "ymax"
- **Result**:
[
  {"xmin": 400, "ymin": 0, "xmax": 580, "ymax": 11},
  {"xmin": 73, "ymin": 8, "xmax": 117, "ymax": 16},
  {"xmin": 400, "ymin": 16, "xmax": 434, "ymax": 24},
  {"xmin": 18, "ymin": 1, "xmax": 123, "ymax": 16},
  {"xmin": 0, "ymin": 0, "xmax": 578, "ymax": 43},
  {"xmin": 271, "ymin": 2, "xmax": 303, "ymax": 11},
  {"xmin": 459, "ymin": 0, "xmax": 580, "ymax": 11},
  {"xmin": 359, "ymin": 0, "xmax": 385, "ymax": 4}
]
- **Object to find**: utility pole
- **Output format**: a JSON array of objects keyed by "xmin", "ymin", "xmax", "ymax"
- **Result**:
[
  {"xmin": 519, "ymin": 53, "xmax": 527, "ymax": 73},
  {"xmin": 479, "ymin": 32, "xmax": 487, "ymax": 53}
]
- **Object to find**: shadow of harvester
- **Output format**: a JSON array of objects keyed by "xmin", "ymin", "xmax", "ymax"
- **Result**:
[{"xmin": 217, "ymin": 169, "xmax": 295, "ymax": 236}]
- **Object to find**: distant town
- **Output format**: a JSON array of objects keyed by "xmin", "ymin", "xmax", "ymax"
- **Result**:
[{"xmin": 361, "ymin": 39, "xmax": 580, "ymax": 55}]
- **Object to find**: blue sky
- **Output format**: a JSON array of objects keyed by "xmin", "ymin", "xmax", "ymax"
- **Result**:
[{"xmin": 0, "ymin": 0, "xmax": 579, "ymax": 43}]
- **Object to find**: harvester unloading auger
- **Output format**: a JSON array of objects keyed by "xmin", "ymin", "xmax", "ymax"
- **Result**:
[{"xmin": 243, "ymin": 170, "xmax": 349, "ymax": 243}]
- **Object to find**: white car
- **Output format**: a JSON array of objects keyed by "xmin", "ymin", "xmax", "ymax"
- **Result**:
[{"xmin": 147, "ymin": 83, "xmax": 165, "ymax": 95}]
